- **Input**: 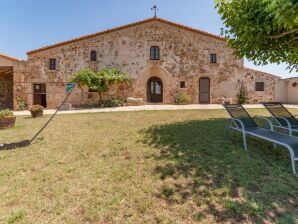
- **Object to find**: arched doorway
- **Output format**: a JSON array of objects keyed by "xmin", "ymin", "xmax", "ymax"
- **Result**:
[
  {"xmin": 147, "ymin": 77, "xmax": 163, "ymax": 103},
  {"xmin": 199, "ymin": 77, "xmax": 210, "ymax": 103}
]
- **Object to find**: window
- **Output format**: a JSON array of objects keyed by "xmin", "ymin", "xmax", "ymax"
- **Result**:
[
  {"xmin": 210, "ymin": 54, "xmax": 217, "ymax": 63},
  {"xmin": 255, "ymin": 82, "xmax": 265, "ymax": 91},
  {"xmin": 91, "ymin": 50, "xmax": 97, "ymax": 61},
  {"xmin": 49, "ymin": 59, "xmax": 57, "ymax": 70},
  {"xmin": 150, "ymin": 46, "xmax": 160, "ymax": 60},
  {"xmin": 180, "ymin": 81, "xmax": 186, "ymax": 88},
  {"xmin": 89, "ymin": 88, "xmax": 97, "ymax": 92}
]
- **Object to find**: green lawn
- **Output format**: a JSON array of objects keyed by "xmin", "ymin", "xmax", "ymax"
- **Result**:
[{"xmin": 0, "ymin": 109, "xmax": 298, "ymax": 223}]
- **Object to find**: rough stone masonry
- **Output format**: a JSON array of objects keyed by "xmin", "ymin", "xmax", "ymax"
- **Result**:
[{"xmin": 1, "ymin": 17, "xmax": 284, "ymax": 110}]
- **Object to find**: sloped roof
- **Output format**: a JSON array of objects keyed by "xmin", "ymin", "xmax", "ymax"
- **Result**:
[
  {"xmin": 27, "ymin": 17, "xmax": 225, "ymax": 55},
  {"xmin": 0, "ymin": 53, "xmax": 20, "ymax": 61}
]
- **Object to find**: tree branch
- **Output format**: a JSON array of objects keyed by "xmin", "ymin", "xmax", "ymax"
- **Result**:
[
  {"xmin": 282, "ymin": 36, "xmax": 298, "ymax": 45},
  {"xmin": 268, "ymin": 28, "xmax": 298, "ymax": 39}
]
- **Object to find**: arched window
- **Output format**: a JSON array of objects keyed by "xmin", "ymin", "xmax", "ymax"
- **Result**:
[
  {"xmin": 90, "ymin": 50, "xmax": 97, "ymax": 61},
  {"xmin": 150, "ymin": 46, "xmax": 160, "ymax": 60}
]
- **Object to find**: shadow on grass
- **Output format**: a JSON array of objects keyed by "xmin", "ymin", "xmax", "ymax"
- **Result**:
[{"xmin": 142, "ymin": 118, "xmax": 298, "ymax": 223}]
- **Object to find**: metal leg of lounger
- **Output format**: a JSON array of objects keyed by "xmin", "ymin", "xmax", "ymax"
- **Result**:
[
  {"xmin": 242, "ymin": 132, "xmax": 248, "ymax": 150},
  {"xmin": 285, "ymin": 146, "xmax": 296, "ymax": 175},
  {"xmin": 224, "ymin": 125, "xmax": 229, "ymax": 139},
  {"xmin": 291, "ymin": 158, "xmax": 296, "ymax": 176},
  {"xmin": 224, "ymin": 122, "xmax": 231, "ymax": 139},
  {"xmin": 271, "ymin": 127, "xmax": 277, "ymax": 149}
]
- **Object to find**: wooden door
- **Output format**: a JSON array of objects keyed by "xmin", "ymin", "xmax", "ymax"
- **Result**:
[
  {"xmin": 199, "ymin": 78, "xmax": 210, "ymax": 103},
  {"xmin": 147, "ymin": 77, "xmax": 163, "ymax": 103},
  {"xmin": 33, "ymin": 84, "xmax": 47, "ymax": 108}
]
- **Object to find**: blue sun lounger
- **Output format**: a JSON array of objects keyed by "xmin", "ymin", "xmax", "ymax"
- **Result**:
[
  {"xmin": 224, "ymin": 104, "xmax": 298, "ymax": 175},
  {"xmin": 262, "ymin": 102, "xmax": 298, "ymax": 136}
]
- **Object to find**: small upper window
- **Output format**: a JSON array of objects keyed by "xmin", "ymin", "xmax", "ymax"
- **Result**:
[
  {"xmin": 255, "ymin": 82, "xmax": 265, "ymax": 91},
  {"xmin": 91, "ymin": 50, "xmax": 97, "ymax": 61},
  {"xmin": 210, "ymin": 54, "xmax": 217, "ymax": 63},
  {"xmin": 89, "ymin": 88, "xmax": 97, "ymax": 93},
  {"xmin": 180, "ymin": 81, "xmax": 186, "ymax": 88},
  {"xmin": 49, "ymin": 59, "xmax": 56, "ymax": 70},
  {"xmin": 150, "ymin": 46, "xmax": 160, "ymax": 60}
]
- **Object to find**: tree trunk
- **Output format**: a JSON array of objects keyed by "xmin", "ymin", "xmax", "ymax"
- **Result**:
[{"xmin": 98, "ymin": 91, "xmax": 102, "ymax": 107}]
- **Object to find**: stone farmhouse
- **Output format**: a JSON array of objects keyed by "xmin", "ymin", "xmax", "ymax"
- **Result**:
[{"xmin": 0, "ymin": 17, "xmax": 295, "ymax": 110}]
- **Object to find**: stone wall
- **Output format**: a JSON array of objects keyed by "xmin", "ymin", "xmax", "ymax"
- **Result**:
[
  {"xmin": 13, "ymin": 19, "xmax": 279, "ymax": 109},
  {"xmin": 277, "ymin": 78, "xmax": 298, "ymax": 104},
  {"xmin": 0, "ymin": 56, "xmax": 15, "ymax": 109},
  {"xmin": 0, "ymin": 73, "xmax": 13, "ymax": 109},
  {"xmin": 286, "ymin": 78, "xmax": 298, "ymax": 104}
]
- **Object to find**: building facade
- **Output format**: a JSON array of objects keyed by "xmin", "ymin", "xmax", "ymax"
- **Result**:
[{"xmin": 0, "ymin": 17, "xmax": 293, "ymax": 110}]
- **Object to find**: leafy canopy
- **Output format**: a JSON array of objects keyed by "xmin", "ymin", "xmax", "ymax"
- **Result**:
[
  {"xmin": 70, "ymin": 68, "xmax": 131, "ymax": 105},
  {"xmin": 70, "ymin": 68, "xmax": 131, "ymax": 92},
  {"xmin": 216, "ymin": 0, "xmax": 298, "ymax": 72}
]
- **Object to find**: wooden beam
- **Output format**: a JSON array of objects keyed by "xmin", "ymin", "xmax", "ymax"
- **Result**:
[
  {"xmin": 0, "ymin": 70, "xmax": 12, "ymax": 74},
  {"xmin": 4, "ymin": 70, "xmax": 13, "ymax": 74},
  {"xmin": 0, "ymin": 66, "xmax": 13, "ymax": 70}
]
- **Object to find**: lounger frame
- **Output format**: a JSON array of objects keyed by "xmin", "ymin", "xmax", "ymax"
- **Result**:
[
  {"xmin": 262, "ymin": 102, "xmax": 298, "ymax": 136},
  {"xmin": 224, "ymin": 104, "xmax": 298, "ymax": 175}
]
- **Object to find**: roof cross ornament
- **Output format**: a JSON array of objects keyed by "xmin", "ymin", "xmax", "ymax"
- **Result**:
[{"xmin": 151, "ymin": 5, "xmax": 158, "ymax": 18}]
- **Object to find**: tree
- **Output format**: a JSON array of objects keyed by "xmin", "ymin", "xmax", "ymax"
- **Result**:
[
  {"xmin": 215, "ymin": 0, "xmax": 298, "ymax": 72},
  {"xmin": 70, "ymin": 68, "xmax": 131, "ymax": 106},
  {"xmin": 237, "ymin": 82, "xmax": 248, "ymax": 104}
]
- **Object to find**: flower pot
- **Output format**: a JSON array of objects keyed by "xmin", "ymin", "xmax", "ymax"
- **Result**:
[
  {"xmin": 30, "ymin": 111, "xmax": 43, "ymax": 118},
  {"xmin": 0, "ymin": 116, "xmax": 16, "ymax": 129}
]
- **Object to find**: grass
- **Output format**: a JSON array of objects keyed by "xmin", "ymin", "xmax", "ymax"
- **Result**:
[{"xmin": 0, "ymin": 109, "xmax": 298, "ymax": 223}]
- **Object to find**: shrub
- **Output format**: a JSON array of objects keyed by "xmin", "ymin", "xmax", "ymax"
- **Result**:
[
  {"xmin": 0, "ymin": 109, "xmax": 14, "ymax": 118},
  {"xmin": 237, "ymin": 82, "xmax": 248, "ymax": 104},
  {"xmin": 29, "ymin": 105, "xmax": 43, "ymax": 112},
  {"xmin": 103, "ymin": 99, "xmax": 124, "ymax": 108},
  {"xmin": 17, "ymin": 96, "xmax": 28, "ymax": 111},
  {"xmin": 175, "ymin": 93, "xmax": 192, "ymax": 105}
]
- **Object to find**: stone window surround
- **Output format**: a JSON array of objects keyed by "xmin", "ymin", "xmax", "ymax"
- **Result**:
[
  {"xmin": 255, "ymin": 82, "xmax": 265, "ymax": 91},
  {"xmin": 210, "ymin": 53, "xmax": 217, "ymax": 64},
  {"xmin": 46, "ymin": 58, "xmax": 60, "ymax": 72},
  {"xmin": 150, "ymin": 46, "xmax": 160, "ymax": 60},
  {"xmin": 49, "ymin": 58, "xmax": 57, "ymax": 70},
  {"xmin": 180, "ymin": 81, "xmax": 187, "ymax": 88},
  {"xmin": 90, "ymin": 50, "xmax": 97, "ymax": 61}
]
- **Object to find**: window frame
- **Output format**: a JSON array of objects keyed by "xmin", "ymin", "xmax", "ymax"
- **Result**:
[
  {"xmin": 90, "ymin": 50, "xmax": 97, "ymax": 61},
  {"xmin": 180, "ymin": 81, "xmax": 186, "ymax": 88},
  {"xmin": 255, "ymin": 82, "xmax": 265, "ymax": 91},
  {"xmin": 150, "ymin": 46, "xmax": 160, "ymax": 60},
  {"xmin": 49, "ymin": 58, "xmax": 57, "ymax": 70},
  {"xmin": 210, "ymin": 54, "xmax": 217, "ymax": 64}
]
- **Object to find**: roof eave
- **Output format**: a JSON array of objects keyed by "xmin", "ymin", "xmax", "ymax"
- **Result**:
[
  {"xmin": 27, "ymin": 17, "xmax": 225, "ymax": 55},
  {"xmin": 0, "ymin": 53, "xmax": 20, "ymax": 61}
]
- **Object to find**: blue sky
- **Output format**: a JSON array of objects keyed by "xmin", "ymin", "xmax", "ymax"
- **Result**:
[{"xmin": 0, "ymin": 0, "xmax": 296, "ymax": 78}]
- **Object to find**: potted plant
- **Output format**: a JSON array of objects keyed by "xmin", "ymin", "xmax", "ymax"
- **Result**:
[
  {"xmin": 29, "ymin": 105, "xmax": 44, "ymax": 118},
  {"xmin": 0, "ymin": 109, "xmax": 16, "ymax": 129}
]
